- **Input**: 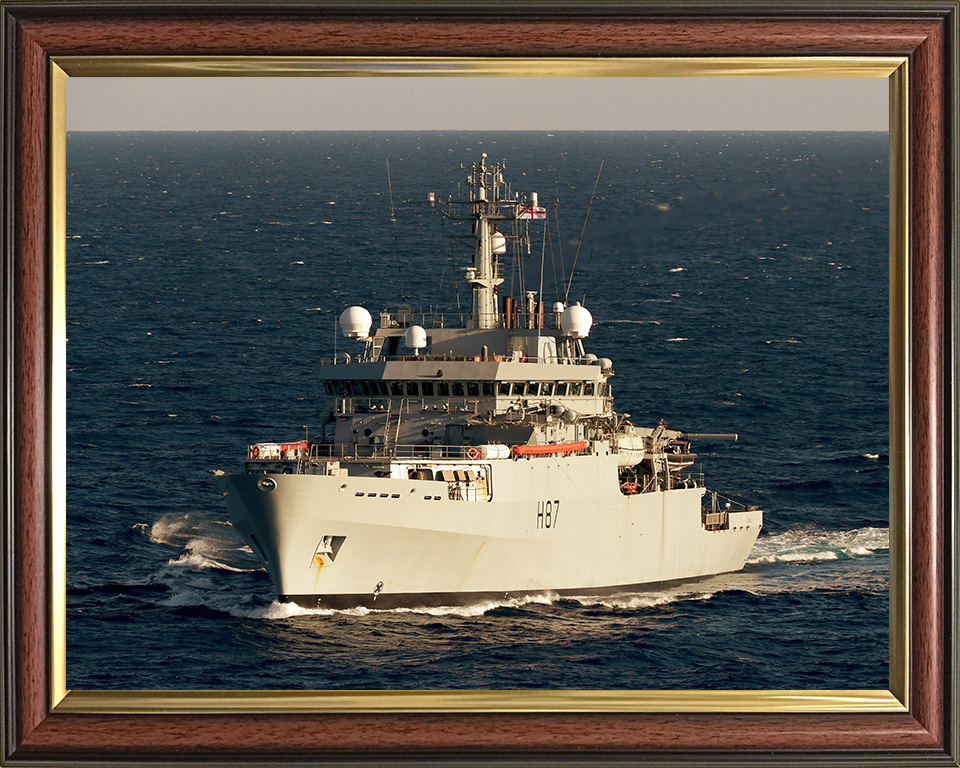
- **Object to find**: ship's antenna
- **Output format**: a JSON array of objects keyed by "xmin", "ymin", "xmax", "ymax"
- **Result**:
[
  {"xmin": 386, "ymin": 159, "xmax": 406, "ymax": 301},
  {"xmin": 546, "ymin": 212, "xmax": 561, "ymax": 305},
  {"xmin": 537, "ymin": 217, "xmax": 547, "ymax": 348},
  {"xmin": 433, "ymin": 258, "xmax": 448, "ymax": 327},
  {"xmin": 581, "ymin": 247, "xmax": 596, "ymax": 305},
  {"xmin": 564, "ymin": 160, "xmax": 603, "ymax": 304},
  {"xmin": 552, "ymin": 200, "xmax": 566, "ymax": 302}
]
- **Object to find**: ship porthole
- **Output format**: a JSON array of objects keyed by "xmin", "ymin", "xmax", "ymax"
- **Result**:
[
  {"xmin": 339, "ymin": 484, "xmax": 348, "ymax": 493},
  {"xmin": 409, "ymin": 488, "xmax": 417, "ymax": 496},
  {"xmin": 257, "ymin": 478, "xmax": 277, "ymax": 492}
]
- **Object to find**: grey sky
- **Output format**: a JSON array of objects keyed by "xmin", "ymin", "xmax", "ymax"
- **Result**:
[{"xmin": 66, "ymin": 77, "xmax": 888, "ymax": 131}]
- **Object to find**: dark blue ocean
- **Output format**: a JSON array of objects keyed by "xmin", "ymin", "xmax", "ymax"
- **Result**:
[{"xmin": 66, "ymin": 131, "xmax": 889, "ymax": 690}]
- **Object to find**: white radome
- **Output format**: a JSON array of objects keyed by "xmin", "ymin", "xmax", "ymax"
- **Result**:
[
  {"xmin": 404, "ymin": 325, "xmax": 427, "ymax": 350},
  {"xmin": 560, "ymin": 303, "xmax": 593, "ymax": 337},
  {"xmin": 339, "ymin": 306, "xmax": 372, "ymax": 339}
]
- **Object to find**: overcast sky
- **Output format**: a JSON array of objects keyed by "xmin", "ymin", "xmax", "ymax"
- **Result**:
[{"xmin": 66, "ymin": 77, "xmax": 888, "ymax": 132}]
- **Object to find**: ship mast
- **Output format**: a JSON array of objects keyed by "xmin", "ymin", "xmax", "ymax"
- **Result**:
[
  {"xmin": 467, "ymin": 154, "xmax": 506, "ymax": 329},
  {"xmin": 434, "ymin": 154, "xmax": 542, "ymax": 330}
]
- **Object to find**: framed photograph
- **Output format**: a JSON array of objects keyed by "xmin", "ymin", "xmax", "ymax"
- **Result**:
[{"xmin": 2, "ymin": 3, "xmax": 957, "ymax": 765}]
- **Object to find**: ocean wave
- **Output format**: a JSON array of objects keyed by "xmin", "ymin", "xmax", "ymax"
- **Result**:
[
  {"xmin": 828, "ymin": 453, "xmax": 887, "ymax": 465},
  {"xmin": 568, "ymin": 590, "xmax": 715, "ymax": 610},
  {"xmin": 237, "ymin": 590, "xmax": 713, "ymax": 621},
  {"xmin": 595, "ymin": 319, "xmax": 660, "ymax": 325},
  {"xmin": 163, "ymin": 550, "xmax": 261, "ymax": 574},
  {"xmin": 747, "ymin": 526, "xmax": 888, "ymax": 565},
  {"xmin": 136, "ymin": 512, "xmax": 259, "ymax": 580}
]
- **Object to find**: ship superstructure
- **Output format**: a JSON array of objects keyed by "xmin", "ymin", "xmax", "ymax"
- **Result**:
[{"xmin": 216, "ymin": 154, "xmax": 762, "ymax": 609}]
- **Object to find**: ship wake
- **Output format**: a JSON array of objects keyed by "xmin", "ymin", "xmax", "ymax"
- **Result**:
[
  {"xmin": 747, "ymin": 525, "xmax": 888, "ymax": 564},
  {"xmin": 134, "ymin": 515, "xmax": 889, "ymax": 620}
]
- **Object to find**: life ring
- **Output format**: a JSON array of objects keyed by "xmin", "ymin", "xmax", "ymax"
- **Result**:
[
  {"xmin": 251, "ymin": 446, "xmax": 260, "ymax": 459},
  {"xmin": 465, "ymin": 447, "xmax": 481, "ymax": 460}
]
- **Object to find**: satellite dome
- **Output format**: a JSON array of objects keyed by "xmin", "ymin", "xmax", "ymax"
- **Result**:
[
  {"xmin": 491, "ymin": 231, "xmax": 507, "ymax": 255},
  {"xmin": 339, "ymin": 306, "xmax": 372, "ymax": 339},
  {"xmin": 552, "ymin": 302, "xmax": 565, "ymax": 314},
  {"xmin": 404, "ymin": 325, "xmax": 427, "ymax": 350},
  {"xmin": 599, "ymin": 358, "xmax": 613, "ymax": 371},
  {"xmin": 560, "ymin": 303, "xmax": 593, "ymax": 338}
]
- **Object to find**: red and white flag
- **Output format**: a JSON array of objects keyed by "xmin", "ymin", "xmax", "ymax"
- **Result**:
[{"xmin": 517, "ymin": 206, "xmax": 547, "ymax": 220}]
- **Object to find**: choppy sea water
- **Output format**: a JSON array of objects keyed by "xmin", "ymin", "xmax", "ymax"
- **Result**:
[{"xmin": 66, "ymin": 131, "xmax": 888, "ymax": 690}]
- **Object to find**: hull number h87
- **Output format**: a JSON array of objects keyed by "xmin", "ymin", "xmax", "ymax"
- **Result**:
[{"xmin": 537, "ymin": 499, "xmax": 560, "ymax": 529}]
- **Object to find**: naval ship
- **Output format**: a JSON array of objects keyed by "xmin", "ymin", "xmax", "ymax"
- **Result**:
[{"xmin": 216, "ymin": 154, "xmax": 762, "ymax": 609}]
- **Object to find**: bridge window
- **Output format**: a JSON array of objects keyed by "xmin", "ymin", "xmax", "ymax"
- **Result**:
[
  {"xmin": 437, "ymin": 381, "xmax": 450, "ymax": 396},
  {"xmin": 569, "ymin": 382, "xmax": 582, "ymax": 396},
  {"xmin": 584, "ymin": 382, "xmax": 596, "ymax": 396},
  {"xmin": 421, "ymin": 381, "xmax": 435, "ymax": 396},
  {"xmin": 376, "ymin": 381, "xmax": 389, "ymax": 396},
  {"xmin": 481, "ymin": 382, "xmax": 495, "ymax": 397},
  {"xmin": 555, "ymin": 382, "xmax": 568, "ymax": 396},
  {"xmin": 526, "ymin": 382, "xmax": 541, "ymax": 397},
  {"xmin": 498, "ymin": 382, "xmax": 511, "ymax": 396},
  {"xmin": 466, "ymin": 382, "xmax": 480, "ymax": 397},
  {"xmin": 451, "ymin": 382, "xmax": 465, "ymax": 396},
  {"xmin": 541, "ymin": 382, "xmax": 554, "ymax": 396},
  {"xmin": 390, "ymin": 381, "xmax": 404, "ymax": 396},
  {"xmin": 406, "ymin": 381, "xmax": 419, "ymax": 396}
]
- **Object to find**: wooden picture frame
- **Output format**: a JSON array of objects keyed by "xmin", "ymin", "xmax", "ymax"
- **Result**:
[{"xmin": 2, "ymin": 2, "xmax": 957, "ymax": 765}]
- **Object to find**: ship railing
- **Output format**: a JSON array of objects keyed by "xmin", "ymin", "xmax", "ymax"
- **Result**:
[
  {"xmin": 319, "ymin": 353, "xmax": 603, "ymax": 366},
  {"xmin": 702, "ymin": 489, "xmax": 757, "ymax": 514},
  {"xmin": 294, "ymin": 443, "xmax": 501, "ymax": 461},
  {"xmin": 406, "ymin": 309, "xmax": 564, "ymax": 331},
  {"xmin": 623, "ymin": 467, "xmax": 704, "ymax": 495}
]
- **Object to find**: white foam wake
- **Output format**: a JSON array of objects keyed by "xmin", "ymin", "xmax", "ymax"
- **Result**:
[{"xmin": 748, "ymin": 526, "xmax": 888, "ymax": 564}]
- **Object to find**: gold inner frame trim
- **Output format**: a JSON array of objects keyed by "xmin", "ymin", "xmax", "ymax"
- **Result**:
[
  {"xmin": 54, "ymin": 55, "xmax": 904, "ymax": 78},
  {"xmin": 50, "ymin": 56, "xmax": 909, "ymax": 715},
  {"xmin": 57, "ymin": 689, "xmax": 905, "ymax": 715}
]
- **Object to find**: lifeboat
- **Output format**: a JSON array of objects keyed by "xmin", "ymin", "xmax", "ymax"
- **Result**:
[{"xmin": 511, "ymin": 441, "xmax": 588, "ymax": 457}]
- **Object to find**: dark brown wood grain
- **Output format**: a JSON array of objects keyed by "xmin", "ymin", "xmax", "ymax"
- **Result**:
[
  {"xmin": 2, "ymin": 4, "xmax": 956, "ymax": 765},
  {"xmin": 12, "ymin": 18, "xmax": 50, "ymax": 752},
  {"xmin": 908, "ymin": 16, "xmax": 948, "ymax": 750},
  {"xmin": 14, "ymin": 712, "xmax": 944, "ymax": 755},
  {"xmin": 13, "ymin": 16, "xmax": 942, "ymax": 56}
]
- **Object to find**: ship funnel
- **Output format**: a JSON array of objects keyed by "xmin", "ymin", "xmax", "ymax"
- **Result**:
[
  {"xmin": 404, "ymin": 325, "xmax": 427, "ymax": 354},
  {"xmin": 339, "ymin": 306, "xmax": 372, "ymax": 339},
  {"xmin": 560, "ymin": 303, "xmax": 593, "ymax": 338}
]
